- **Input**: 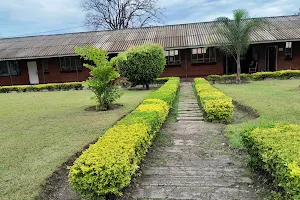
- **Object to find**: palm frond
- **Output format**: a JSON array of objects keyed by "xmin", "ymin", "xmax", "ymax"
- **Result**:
[{"xmin": 213, "ymin": 9, "xmax": 265, "ymax": 57}]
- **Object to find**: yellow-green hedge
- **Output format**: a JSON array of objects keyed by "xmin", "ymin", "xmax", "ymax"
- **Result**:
[
  {"xmin": 243, "ymin": 124, "xmax": 300, "ymax": 199},
  {"xmin": 194, "ymin": 78, "xmax": 233, "ymax": 122},
  {"xmin": 252, "ymin": 70, "xmax": 300, "ymax": 80},
  {"xmin": 207, "ymin": 70, "xmax": 300, "ymax": 83},
  {"xmin": 0, "ymin": 82, "xmax": 83, "ymax": 93},
  {"xmin": 68, "ymin": 77, "xmax": 180, "ymax": 199}
]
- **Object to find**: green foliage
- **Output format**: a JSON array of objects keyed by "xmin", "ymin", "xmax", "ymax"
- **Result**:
[
  {"xmin": 243, "ymin": 124, "xmax": 300, "ymax": 199},
  {"xmin": 115, "ymin": 44, "xmax": 166, "ymax": 89},
  {"xmin": 68, "ymin": 77, "xmax": 180, "ymax": 198},
  {"xmin": 146, "ymin": 77, "xmax": 180, "ymax": 105},
  {"xmin": 194, "ymin": 78, "xmax": 234, "ymax": 122},
  {"xmin": 75, "ymin": 46, "xmax": 121, "ymax": 110},
  {"xmin": 252, "ymin": 70, "xmax": 300, "ymax": 80},
  {"xmin": 208, "ymin": 70, "xmax": 300, "ymax": 83},
  {"xmin": 214, "ymin": 9, "xmax": 265, "ymax": 83},
  {"xmin": 208, "ymin": 74, "xmax": 252, "ymax": 83},
  {"xmin": 0, "ymin": 89, "xmax": 152, "ymax": 200},
  {"xmin": 0, "ymin": 82, "xmax": 83, "ymax": 93}
]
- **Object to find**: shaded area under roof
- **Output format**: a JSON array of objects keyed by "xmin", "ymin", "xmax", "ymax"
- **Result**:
[{"xmin": 1, "ymin": 15, "xmax": 300, "ymax": 61}]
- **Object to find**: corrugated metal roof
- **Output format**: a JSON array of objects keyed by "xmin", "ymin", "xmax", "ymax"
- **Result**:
[{"xmin": 1, "ymin": 15, "xmax": 300, "ymax": 60}]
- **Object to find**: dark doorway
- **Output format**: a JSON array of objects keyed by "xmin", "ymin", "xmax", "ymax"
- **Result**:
[
  {"xmin": 266, "ymin": 46, "xmax": 277, "ymax": 71},
  {"xmin": 223, "ymin": 55, "xmax": 236, "ymax": 74},
  {"xmin": 223, "ymin": 45, "xmax": 259, "ymax": 74}
]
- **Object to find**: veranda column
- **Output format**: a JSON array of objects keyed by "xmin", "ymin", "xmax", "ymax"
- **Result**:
[{"xmin": 6, "ymin": 61, "xmax": 13, "ymax": 86}]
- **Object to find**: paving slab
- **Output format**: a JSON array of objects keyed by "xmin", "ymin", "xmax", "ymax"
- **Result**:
[{"xmin": 125, "ymin": 82, "xmax": 257, "ymax": 200}]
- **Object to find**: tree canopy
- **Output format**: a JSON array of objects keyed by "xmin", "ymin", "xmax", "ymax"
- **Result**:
[
  {"xmin": 215, "ymin": 9, "xmax": 265, "ymax": 83},
  {"xmin": 81, "ymin": 0, "xmax": 163, "ymax": 30}
]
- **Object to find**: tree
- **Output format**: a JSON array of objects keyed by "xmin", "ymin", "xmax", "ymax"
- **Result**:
[
  {"xmin": 116, "ymin": 44, "xmax": 165, "ymax": 89},
  {"xmin": 215, "ymin": 9, "xmax": 265, "ymax": 83},
  {"xmin": 75, "ymin": 46, "xmax": 122, "ymax": 110},
  {"xmin": 81, "ymin": 0, "xmax": 163, "ymax": 30}
]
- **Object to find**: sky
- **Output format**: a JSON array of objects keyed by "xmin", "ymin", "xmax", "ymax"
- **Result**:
[{"xmin": 0, "ymin": 0, "xmax": 300, "ymax": 38}]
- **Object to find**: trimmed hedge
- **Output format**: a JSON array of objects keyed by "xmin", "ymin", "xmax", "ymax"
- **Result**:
[
  {"xmin": 208, "ymin": 74, "xmax": 252, "ymax": 83},
  {"xmin": 243, "ymin": 124, "xmax": 300, "ymax": 199},
  {"xmin": 252, "ymin": 70, "xmax": 300, "ymax": 80},
  {"xmin": 116, "ymin": 44, "xmax": 166, "ymax": 88},
  {"xmin": 0, "ymin": 82, "xmax": 83, "ymax": 93},
  {"xmin": 208, "ymin": 70, "xmax": 300, "ymax": 83},
  {"xmin": 69, "ymin": 77, "xmax": 180, "ymax": 198},
  {"xmin": 194, "ymin": 78, "xmax": 233, "ymax": 122}
]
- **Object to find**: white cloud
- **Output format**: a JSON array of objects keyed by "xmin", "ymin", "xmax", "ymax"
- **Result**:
[
  {"xmin": 0, "ymin": 0, "xmax": 300, "ymax": 37},
  {"xmin": 159, "ymin": 0, "xmax": 300, "ymax": 25}
]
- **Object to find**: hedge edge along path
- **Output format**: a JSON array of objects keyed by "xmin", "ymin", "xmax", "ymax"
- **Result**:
[
  {"xmin": 194, "ymin": 78, "xmax": 234, "ymax": 122},
  {"xmin": 243, "ymin": 124, "xmax": 300, "ymax": 199},
  {"xmin": 207, "ymin": 70, "xmax": 300, "ymax": 83},
  {"xmin": 0, "ymin": 79, "xmax": 168, "ymax": 93},
  {"xmin": 68, "ymin": 77, "xmax": 180, "ymax": 199},
  {"xmin": 0, "ymin": 82, "xmax": 84, "ymax": 93}
]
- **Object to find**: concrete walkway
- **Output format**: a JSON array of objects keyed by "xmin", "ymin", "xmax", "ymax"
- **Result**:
[{"xmin": 130, "ymin": 82, "xmax": 257, "ymax": 200}]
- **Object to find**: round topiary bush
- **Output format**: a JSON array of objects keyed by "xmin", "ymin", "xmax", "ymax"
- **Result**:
[{"xmin": 116, "ymin": 44, "xmax": 166, "ymax": 89}]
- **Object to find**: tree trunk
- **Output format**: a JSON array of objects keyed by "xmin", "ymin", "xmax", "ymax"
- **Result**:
[
  {"xmin": 236, "ymin": 56, "xmax": 241, "ymax": 84},
  {"xmin": 146, "ymin": 83, "xmax": 149, "ymax": 90}
]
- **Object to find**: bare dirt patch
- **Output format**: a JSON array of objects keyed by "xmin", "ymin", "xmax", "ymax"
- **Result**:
[
  {"xmin": 36, "ymin": 144, "xmax": 93, "ymax": 200},
  {"xmin": 232, "ymin": 100, "xmax": 259, "ymax": 124},
  {"xmin": 85, "ymin": 104, "xmax": 123, "ymax": 112}
]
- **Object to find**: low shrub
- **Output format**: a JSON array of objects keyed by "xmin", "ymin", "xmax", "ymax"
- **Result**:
[
  {"xmin": 252, "ymin": 70, "xmax": 300, "ymax": 80},
  {"xmin": 208, "ymin": 74, "xmax": 252, "ymax": 83},
  {"xmin": 146, "ymin": 77, "xmax": 180, "ymax": 105},
  {"xmin": 116, "ymin": 44, "xmax": 166, "ymax": 89},
  {"xmin": 68, "ymin": 77, "xmax": 180, "ymax": 199},
  {"xmin": 208, "ymin": 70, "xmax": 300, "ymax": 83},
  {"xmin": 0, "ymin": 82, "xmax": 83, "ymax": 93},
  {"xmin": 194, "ymin": 78, "xmax": 233, "ymax": 122},
  {"xmin": 243, "ymin": 124, "xmax": 300, "ymax": 199}
]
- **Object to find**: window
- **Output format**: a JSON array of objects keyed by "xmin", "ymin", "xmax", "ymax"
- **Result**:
[
  {"xmin": 165, "ymin": 50, "xmax": 181, "ymax": 65},
  {"xmin": 0, "ymin": 61, "xmax": 20, "ymax": 76},
  {"xmin": 59, "ymin": 57, "xmax": 82, "ymax": 72},
  {"xmin": 191, "ymin": 47, "xmax": 216, "ymax": 63},
  {"xmin": 42, "ymin": 59, "xmax": 49, "ymax": 73},
  {"xmin": 285, "ymin": 42, "xmax": 292, "ymax": 59}
]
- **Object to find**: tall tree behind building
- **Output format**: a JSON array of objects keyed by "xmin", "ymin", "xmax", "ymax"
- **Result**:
[{"xmin": 81, "ymin": 0, "xmax": 163, "ymax": 30}]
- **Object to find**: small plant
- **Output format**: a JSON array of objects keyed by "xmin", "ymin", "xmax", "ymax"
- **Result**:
[
  {"xmin": 116, "ymin": 44, "xmax": 166, "ymax": 89},
  {"xmin": 75, "ymin": 46, "xmax": 122, "ymax": 110}
]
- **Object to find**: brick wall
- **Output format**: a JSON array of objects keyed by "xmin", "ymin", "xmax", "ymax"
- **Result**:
[
  {"xmin": 277, "ymin": 41, "xmax": 300, "ymax": 70},
  {"xmin": 0, "ymin": 57, "xmax": 90, "ymax": 86},
  {"xmin": 161, "ymin": 49, "xmax": 224, "ymax": 77},
  {"xmin": 1, "ymin": 43, "xmax": 300, "ymax": 86},
  {"xmin": 36, "ymin": 57, "xmax": 90, "ymax": 84},
  {"xmin": 0, "ymin": 60, "xmax": 30, "ymax": 86},
  {"xmin": 255, "ymin": 41, "xmax": 300, "ymax": 72}
]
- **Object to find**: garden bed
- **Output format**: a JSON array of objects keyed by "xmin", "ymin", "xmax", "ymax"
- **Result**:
[
  {"xmin": 0, "ymin": 89, "xmax": 152, "ymax": 200},
  {"xmin": 194, "ymin": 78, "xmax": 234, "ymax": 123},
  {"xmin": 243, "ymin": 124, "xmax": 300, "ymax": 199},
  {"xmin": 0, "ymin": 82, "xmax": 84, "ymax": 93},
  {"xmin": 68, "ymin": 77, "xmax": 180, "ymax": 199},
  {"xmin": 208, "ymin": 70, "xmax": 300, "ymax": 84}
]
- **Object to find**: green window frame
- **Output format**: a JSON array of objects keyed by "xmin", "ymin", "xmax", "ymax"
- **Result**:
[
  {"xmin": 191, "ymin": 47, "xmax": 216, "ymax": 64},
  {"xmin": 59, "ymin": 57, "xmax": 82, "ymax": 72},
  {"xmin": 0, "ymin": 60, "xmax": 21, "ymax": 77},
  {"xmin": 165, "ymin": 50, "xmax": 181, "ymax": 65}
]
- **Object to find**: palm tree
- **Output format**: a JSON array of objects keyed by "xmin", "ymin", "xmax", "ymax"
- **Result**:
[{"xmin": 215, "ymin": 10, "xmax": 265, "ymax": 83}]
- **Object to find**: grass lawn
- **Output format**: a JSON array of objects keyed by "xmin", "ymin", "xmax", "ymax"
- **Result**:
[
  {"xmin": 214, "ymin": 80, "xmax": 300, "ymax": 148},
  {"xmin": 0, "ymin": 89, "xmax": 152, "ymax": 200}
]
